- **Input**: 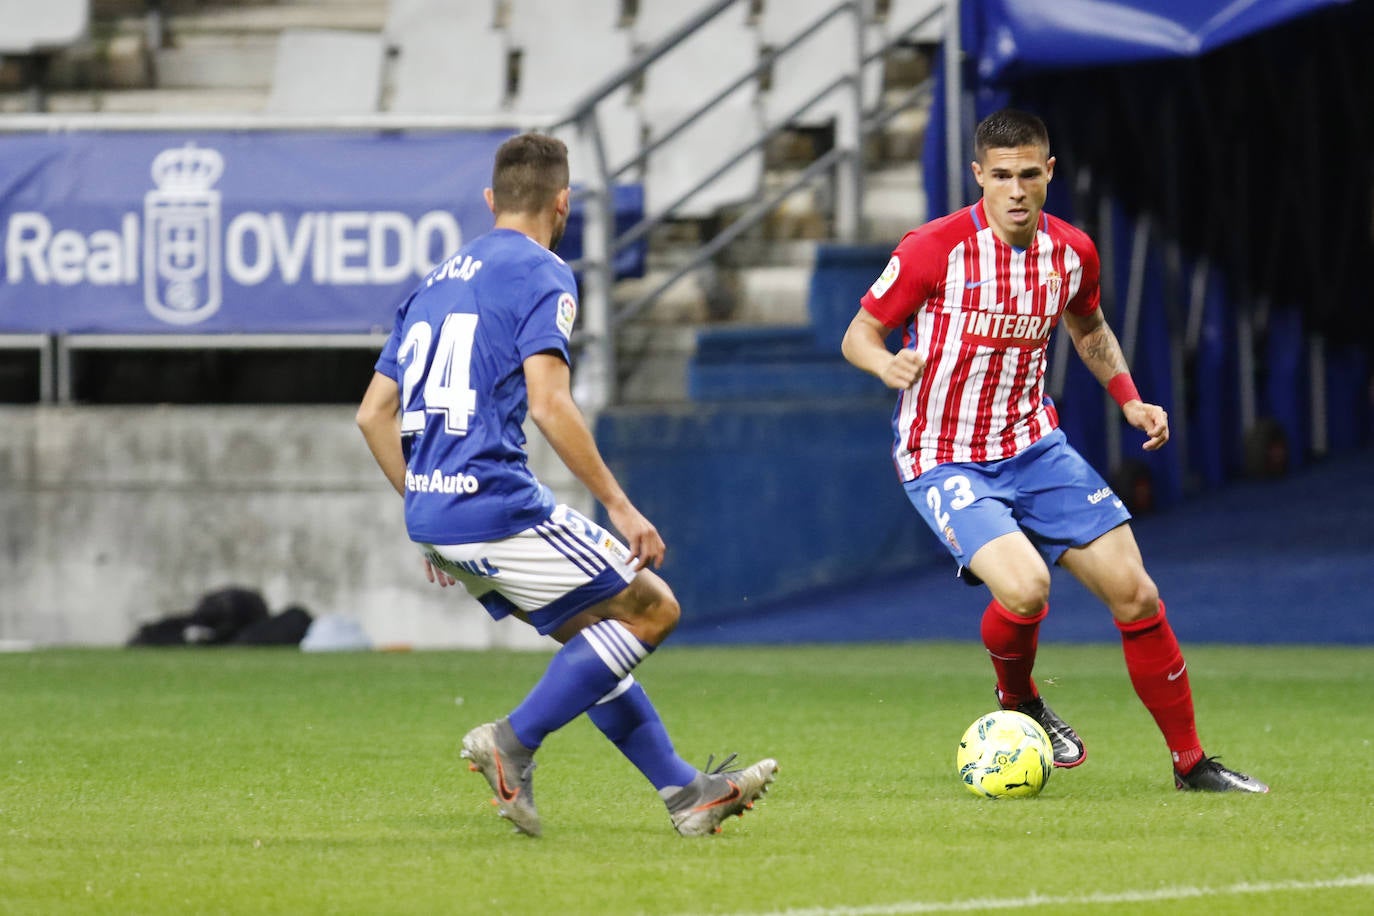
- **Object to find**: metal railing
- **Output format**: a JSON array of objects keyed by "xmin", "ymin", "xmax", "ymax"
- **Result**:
[{"xmin": 549, "ymin": 0, "xmax": 949, "ymax": 408}]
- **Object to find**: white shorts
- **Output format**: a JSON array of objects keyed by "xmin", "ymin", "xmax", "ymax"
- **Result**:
[{"xmin": 421, "ymin": 504, "xmax": 636, "ymax": 636}]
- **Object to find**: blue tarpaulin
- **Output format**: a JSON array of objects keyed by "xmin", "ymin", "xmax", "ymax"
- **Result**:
[{"xmin": 971, "ymin": 0, "xmax": 1350, "ymax": 81}]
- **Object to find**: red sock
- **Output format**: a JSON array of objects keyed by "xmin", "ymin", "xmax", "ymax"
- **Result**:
[
  {"xmin": 981, "ymin": 599, "xmax": 1047, "ymax": 708},
  {"xmin": 1117, "ymin": 601, "xmax": 1203, "ymax": 771}
]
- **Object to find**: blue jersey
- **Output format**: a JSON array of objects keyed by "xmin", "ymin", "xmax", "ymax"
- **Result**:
[{"xmin": 375, "ymin": 228, "xmax": 578, "ymax": 544}]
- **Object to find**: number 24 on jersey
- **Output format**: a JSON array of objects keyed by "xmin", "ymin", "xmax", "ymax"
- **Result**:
[{"xmin": 399, "ymin": 313, "xmax": 479, "ymax": 436}]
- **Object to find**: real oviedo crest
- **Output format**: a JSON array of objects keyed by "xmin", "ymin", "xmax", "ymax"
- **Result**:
[{"xmin": 143, "ymin": 144, "xmax": 224, "ymax": 325}]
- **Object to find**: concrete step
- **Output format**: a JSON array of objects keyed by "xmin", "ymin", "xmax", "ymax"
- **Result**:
[
  {"xmin": 613, "ymin": 322, "xmax": 698, "ymax": 405},
  {"xmin": 0, "ymin": 86, "xmax": 269, "ymax": 114},
  {"xmin": 154, "ymin": 34, "xmax": 279, "ymax": 89},
  {"xmin": 165, "ymin": 1, "xmax": 387, "ymax": 36},
  {"xmin": 734, "ymin": 264, "xmax": 812, "ymax": 325},
  {"xmin": 150, "ymin": 1, "xmax": 389, "ymax": 90},
  {"xmin": 863, "ymin": 164, "xmax": 927, "ymax": 242}
]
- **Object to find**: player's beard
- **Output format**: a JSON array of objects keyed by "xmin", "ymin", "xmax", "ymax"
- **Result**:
[{"xmin": 548, "ymin": 210, "xmax": 568, "ymax": 252}]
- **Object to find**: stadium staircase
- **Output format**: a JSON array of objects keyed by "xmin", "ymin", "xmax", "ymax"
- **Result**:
[{"xmin": 0, "ymin": 0, "xmax": 937, "ymax": 408}]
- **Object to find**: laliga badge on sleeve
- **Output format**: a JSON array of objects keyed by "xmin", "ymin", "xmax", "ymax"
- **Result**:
[
  {"xmin": 556, "ymin": 292, "xmax": 577, "ymax": 338},
  {"xmin": 870, "ymin": 256, "xmax": 900, "ymax": 298}
]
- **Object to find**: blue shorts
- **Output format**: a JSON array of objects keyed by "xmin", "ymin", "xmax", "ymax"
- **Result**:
[{"xmin": 902, "ymin": 429, "xmax": 1131, "ymax": 570}]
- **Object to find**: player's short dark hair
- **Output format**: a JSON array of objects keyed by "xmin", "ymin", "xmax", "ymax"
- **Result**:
[
  {"xmin": 490, "ymin": 132, "xmax": 570, "ymax": 215},
  {"xmin": 973, "ymin": 109, "xmax": 1050, "ymax": 161}
]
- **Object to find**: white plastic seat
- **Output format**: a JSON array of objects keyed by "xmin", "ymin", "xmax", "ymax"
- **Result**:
[
  {"xmin": 509, "ymin": 18, "xmax": 632, "ymax": 117},
  {"xmin": 266, "ymin": 29, "xmax": 385, "ymax": 114},
  {"xmin": 885, "ymin": 0, "xmax": 945, "ymax": 44},
  {"xmin": 385, "ymin": 0, "xmax": 507, "ymax": 115},
  {"xmin": 635, "ymin": 1, "xmax": 762, "ymax": 219},
  {"xmin": 0, "ymin": 0, "xmax": 88, "ymax": 53},
  {"xmin": 384, "ymin": 0, "xmax": 497, "ymax": 41},
  {"xmin": 642, "ymin": 102, "xmax": 763, "ymax": 219},
  {"xmin": 635, "ymin": 0, "xmax": 757, "ymax": 111},
  {"xmin": 505, "ymin": 0, "xmax": 624, "ymax": 46},
  {"xmin": 554, "ymin": 105, "xmax": 643, "ymax": 185},
  {"xmin": 632, "ymin": 0, "xmax": 750, "ymax": 47},
  {"xmin": 757, "ymin": 0, "xmax": 881, "ymax": 132},
  {"xmin": 389, "ymin": 26, "xmax": 508, "ymax": 114}
]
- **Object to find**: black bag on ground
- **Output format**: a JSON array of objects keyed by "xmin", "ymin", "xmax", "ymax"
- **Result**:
[
  {"xmin": 231, "ymin": 605, "xmax": 314, "ymax": 646},
  {"xmin": 127, "ymin": 613, "xmax": 198, "ymax": 646},
  {"xmin": 187, "ymin": 587, "xmax": 270, "ymax": 644}
]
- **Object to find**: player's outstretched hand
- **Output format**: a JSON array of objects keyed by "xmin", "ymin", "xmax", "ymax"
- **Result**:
[
  {"xmin": 1124, "ymin": 400, "xmax": 1169, "ymax": 451},
  {"xmin": 423, "ymin": 557, "xmax": 457, "ymax": 588},
  {"xmin": 608, "ymin": 503, "xmax": 666, "ymax": 571},
  {"xmin": 882, "ymin": 349, "xmax": 926, "ymax": 390}
]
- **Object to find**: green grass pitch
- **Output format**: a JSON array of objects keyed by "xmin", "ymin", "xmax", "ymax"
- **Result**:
[{"xmin": 2, "ymin": 643, "xmax": 1372, "ymax": 914}]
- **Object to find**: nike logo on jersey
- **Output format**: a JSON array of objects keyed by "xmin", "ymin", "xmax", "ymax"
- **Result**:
[{"xmin": 965, "ymin": 278, "xmax": 992, "ymax": 289}]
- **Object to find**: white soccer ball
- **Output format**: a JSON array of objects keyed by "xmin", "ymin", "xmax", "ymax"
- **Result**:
[{"xmin": 956, "ymin": 710, "xmax": 1053, "ymax": 798}]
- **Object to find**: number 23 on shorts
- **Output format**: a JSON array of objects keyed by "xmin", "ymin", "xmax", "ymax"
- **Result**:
[{"xmin": 925, "ymin": 474, "xmax": 976, "ymax": 528}]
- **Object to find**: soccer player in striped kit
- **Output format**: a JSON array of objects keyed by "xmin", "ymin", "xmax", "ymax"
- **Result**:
[
  {"xmin": 842, "ymin": 109, "xmax": 1266, "ymax": 792},
  {"xmin": 357, "ymin": 133, "xmax": 777, "ymax": 836}
]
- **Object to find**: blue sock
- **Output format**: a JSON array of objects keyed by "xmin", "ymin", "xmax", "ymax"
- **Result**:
[
  {"xmin": 508, "ymin": 619, "xmax": 650, "ymax": 749},
  {"xmin": 586, "ymin": 677, "xmax": 699, "ymax": 791}
]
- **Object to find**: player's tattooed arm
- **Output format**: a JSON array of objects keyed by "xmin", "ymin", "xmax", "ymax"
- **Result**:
[
  {"xmin": 1062, "ymin": 309, "xmax": 1169, "ymax": 450},
  {"xmin": 1062, "ymin": 308, "xmax": 1130, "ymax": 387}
]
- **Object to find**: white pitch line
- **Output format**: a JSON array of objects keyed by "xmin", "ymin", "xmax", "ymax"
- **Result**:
[{"xmin": 702, "ymin": 874, "xmax": 1374, "ymax": 916}]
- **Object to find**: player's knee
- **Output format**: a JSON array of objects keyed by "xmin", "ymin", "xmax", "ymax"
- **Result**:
[
  {"xmin": 1112, "ymin": 578, "xmax": 1160, "ymax": 623},
  {"xmin": 631, "ymin": 576, "xmax": 680, "ymax": 645},
  {"xmin": 998, "ymin": 575, "xmax": 1051, "ymax": 616}
]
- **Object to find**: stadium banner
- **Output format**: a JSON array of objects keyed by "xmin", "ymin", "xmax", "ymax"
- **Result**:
[{"xmin": 0, "ymin": 130, "xmax": 516, "ymax": 333}]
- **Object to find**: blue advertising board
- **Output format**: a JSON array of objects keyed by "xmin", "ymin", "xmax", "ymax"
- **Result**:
[{"xmin": 0, "ymin": 130, "xmax": 515, "ymax": 333}]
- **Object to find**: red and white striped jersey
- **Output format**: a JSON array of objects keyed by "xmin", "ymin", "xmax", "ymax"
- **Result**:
[{"xmin": 860, "ymin": 199, "xmax": 1101, "ymax": 481}]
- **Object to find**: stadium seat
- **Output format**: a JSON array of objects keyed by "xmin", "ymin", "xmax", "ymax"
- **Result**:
[
  {"xmin": 758, "ymin": 0, "xmax": 883, "ymax": 132},
  {"xmin": 266, "ymin": 29, "xmax": 385, "ymax": 114},
  {"xmin": 0, "ymin": 0, "xmax": 88, "ymax": 54},
  {"xmin": 511, "ymin": 8, "xmax": 637, "ymax": 179},
  {"xmin": 504, "ymin": 0, "xmax": 624, "ymax": 46},
  {"xmin": 509, "ymin": 18, "xmax": 632, "ymax": 118},
  {"xmin": 0, "ymin": 0, "xmax": 90, "ymax": 110},
  {"xmin": 387, "ymin": 22, "xmax": 508, "ymax": 114},
  {"xmin": 385, "ymin": 0, "xmax": 497, "ymax": 38},
  {"xmin": 642, "ymin": 102, "xmax": 764, "ymax": 220},
  {"xmin": 553, "ymin": 111, "xmax": 642, "ymax": 185},
  {"xmin": 884, "ymin": 0, "xmax": 946, "ymax": 44},
  {"xmin": 635, "ymin": 1, "xmax": 762, "ymax": 219},
  {"xmin": 635, "ymin": 0, "xmax": 757, "ymax": 110}
]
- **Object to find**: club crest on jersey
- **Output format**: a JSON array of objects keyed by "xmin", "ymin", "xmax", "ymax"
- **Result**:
[
  {"xmin": 869, "ymin": 256, "xmax": 900, "ymax": 298},
  {"xmin": 556, "ymin": 292, "xmax": 577, "ymax": 338},
  {"xmin": 943, "ymin": 525, "xmax": 962, "ymax": 555},
  {"xmin": 1046, "ymin": 269, "xmax": 1062, "ymax": 298}
]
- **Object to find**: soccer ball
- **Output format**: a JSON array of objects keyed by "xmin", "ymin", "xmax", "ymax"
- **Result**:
[{"xmin": 956, "ymin": 710, "xmax": 1053, "ymax": 799}]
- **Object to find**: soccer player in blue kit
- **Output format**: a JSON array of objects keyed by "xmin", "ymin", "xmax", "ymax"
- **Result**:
[{"xmin": 356, "ymin": 132, "xmax": 777, "ymax": 837}]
